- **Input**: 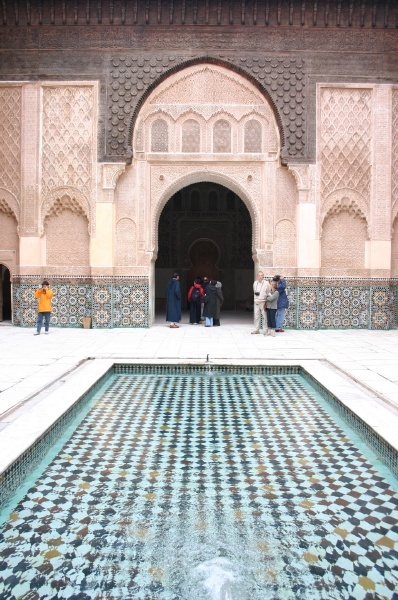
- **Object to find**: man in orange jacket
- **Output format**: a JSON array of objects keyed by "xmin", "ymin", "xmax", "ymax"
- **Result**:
[{"xmin": 34, "ymin": 280, "xmax": 54, "ymax": 335}]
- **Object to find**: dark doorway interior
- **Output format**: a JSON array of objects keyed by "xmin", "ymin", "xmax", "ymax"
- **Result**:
[
  {"xmin": 187, "ymin": 239, "xmax": 220, "ymax": 288},
  {"xmin": 155, "ymin": 182, "xmax": 253, "ymax": 313},
  {"xmin": 1, "ymin": 265, "xmax": 12, "ymax": 321}
]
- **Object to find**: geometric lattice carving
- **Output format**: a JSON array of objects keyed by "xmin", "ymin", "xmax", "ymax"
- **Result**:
[
  {"xmin": 45, "ymin": 209, "xmax": 90, "ymax": 268},
  {"xmin": 151, "ymin": 119, "xmax": 168, "ymax": 152},
  {"xmin": 213, "ymin": 120, "xmax": 231, "ymax": 153},
  {"xmin": 321, "ymin": 210, "xmax": 367, "ymax": 269},
  {"xmin": 0, "ymin": 86, "xmax": 21, "ymax": 199},
  {"xmin": 42, "ymin": 86, "xmax": 94, "ymax": 200},
  {"xmin": 41, "ymin": 189, "xmax": 91, "ymax": 235},
  {"xmin": 0, "ymin": 197, "xmax": 17, "ymax": 219},
  {"xmin": 321, "ymin": 190, "xmax": 369, "ymax": 244},
  {"xmin": 274, "ymin": 220, "xmax": 296, "ymax": 267},
  {"xmin": 320, "ymin": 88, "xmax": 372, "ymax": 202},
  {"xmin": 392, "ymin": 90, "xmax": 398, "ymax": 222},
  {"xmin": 323, "ymin": 192, "xmax": 368, "ymax": 221},
  {"xmin": 115, "ymin": 218, "xmax": 137, "ymax": 266},
  {"xmin": 44, "ymin": 195, "xmax": 88, "ymax": 219},
  {"xmin": 182, "ymin": 119, "xmax": 200, "ymax": 152},
  {"xmin": 244, "ymin": 119, "xmax": 262, "ymax": 153}
]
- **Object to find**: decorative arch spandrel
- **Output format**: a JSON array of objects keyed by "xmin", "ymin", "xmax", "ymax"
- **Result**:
[
  {"xmin": 320, "ymin": 189, "xmax": 369, "ymax": 239},
  {"xmin": 133, "ymin": 63, "xmax": 281, "ymax": 159},
  {"xmin": 40, "ymin": 187, "xmax": 93, "ymax": 236},
  {"xmin": 0, "ymin": 188, "xmax": 20, "ymax": 226},
  {"xmin": 149, "ymin": 165, "xmax": 261, "ymax": 257}
]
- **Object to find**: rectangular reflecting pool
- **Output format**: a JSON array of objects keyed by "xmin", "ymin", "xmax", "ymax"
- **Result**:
[{"xmin": 0, "ymin": 366, "xmax": 397, "ymax": 599}]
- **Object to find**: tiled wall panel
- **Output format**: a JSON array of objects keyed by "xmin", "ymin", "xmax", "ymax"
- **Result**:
[{"xmin": 12, "ymin": 277, "xmax": 396, "ymax": 330}]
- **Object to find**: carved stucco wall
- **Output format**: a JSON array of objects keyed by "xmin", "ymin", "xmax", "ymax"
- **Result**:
[
  {"xmin": 110, "ymin": 56, "xmax": 304, "ymax": 161},
  {"xmin": 44, "ymin": 201, "xmax": 90, "ymax": 271},
  {"xmin": 132, "ymin": 65, "xmax": 282, "ymax": 266},
  {"xmin": 274, "ymin": 219, "xmax": 296, "ymax": 268},
  {"xmin": 0, "ymin": 85, "xmax": 21, "ymax": 275},
  {"xmin": 0, "ymin": 86, "xmax": 21, "ymax": 204},
  {"xmin": 41, "ymin": 84, "xmax": 97, "ymax": 236},
  {"xmin": 135, "ymin": 65, "xmax": 279, "ymax": 156},
  {"xmin": 318, "ymin": 87, "xmax": 373, "ymax": 267},
  {"xmin": 0, "ymin": 211, "xmax": 19, "ymax": 273},
  {"xmin": 115, "ymin": 218, "xmax": 137, "ymax": 266},
  {"xmin": 392, "ymin": 216, "xmax": 398, "ymax": 277},
  {"xmin": 392, "ymin": 89, "xmax": 398, "ymax": 275},
  {"xmin": 273, "ymin": 167, "xmax": 297, "ymax": 267},
  {"xmin": 321, "ymin": 210, "xmax": 368, "ymax": 272}
]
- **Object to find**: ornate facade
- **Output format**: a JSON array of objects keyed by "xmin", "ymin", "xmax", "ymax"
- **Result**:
[{"xmin": 0, "ymin": 0, "xmax": 397, "ymax": 328}]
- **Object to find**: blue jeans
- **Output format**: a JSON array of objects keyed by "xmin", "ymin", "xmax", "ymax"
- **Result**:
[
  {"xmin": 205, "ymin": 317, "xmax": 213, "ymax": 327},
  {"xmin": 37, "ymin": 311, "xmax": 51, "ymax": 333},
  {"xmin": 276, "ymin": 307, "xmax": 286, "ymax": 329}
]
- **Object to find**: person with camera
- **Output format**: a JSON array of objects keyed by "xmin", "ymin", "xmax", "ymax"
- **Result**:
[
  {"xmin": 252, "ymin": 271, "xmax": 270, "ymax": 334},
  {"xmin": 34, "ymin": 280, "xmax": 54, "ymax": 335}
]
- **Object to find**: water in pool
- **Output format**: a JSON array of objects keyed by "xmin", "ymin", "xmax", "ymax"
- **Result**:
[{"xmin": 0, "ymin": 372, "xmax": 397, "ymax": 599}]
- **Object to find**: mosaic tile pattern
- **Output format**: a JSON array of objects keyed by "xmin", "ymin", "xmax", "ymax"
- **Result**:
[
  {"xmin": 1, "ymin": 373, "xmax": 397, "ymax": 599},
  {"xmin": 370, "ymin": 286, "xmax": 397, "ymax": 330},
  {"xmin": 298, "ymin": 285, "xmax": 319, "ymax": 329},
  {"xmin": 11, "ymin": 277, "xmax": 149, "ymax": 328},
  {"xmin": 11, "ymin": 277, "xmax": 397, "ymax": 329},
  {"xmin": 318, "ymin": 287, "xmax": 369, "ymax": 329}
]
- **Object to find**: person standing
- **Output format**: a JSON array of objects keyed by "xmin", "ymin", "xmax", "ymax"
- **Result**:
[
  {"xmin": 273, "ymin": 275, "xmax": 289, "ymax": 332},
  {"xmin": 187, "ymin": 277, "xmax": 204, "ymax": 324},
  {"xmin": 213, "ymin": 281, "xmax": 224, "ymax": 326},
  {"xmin": 34, "ymin": 280, "xmax": 54, "ymax": 335},
  {"xmin": 202, "ymin": 279, "xmax": 218, "ymax": 327},
  {"xmin": 265, "ymin": 281, "xmax": 279, "ymax": 337},
  {"xmin": 166, "ymin": 271, "xmax": 181, "ymax": 328},
  {"xmin": 252, "ymin": 271, "xmax": 270, "ymax": 334},
  {"xmin": 200, "ymin": 276, "xmax": 209, "ymax": 322}
]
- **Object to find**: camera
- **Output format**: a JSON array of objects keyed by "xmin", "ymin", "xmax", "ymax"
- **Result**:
[{"xmin": 254, "ymin": 292, "xmax": 260, "ymax": 296}]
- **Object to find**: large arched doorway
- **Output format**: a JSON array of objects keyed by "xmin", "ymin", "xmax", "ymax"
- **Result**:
[
  {"xmin": 0, "ymin": 265, "xmax": 11, "ymax": 322},
  {"xmin": 155, "ymin": 182, "xmax": 253, "ymax": 318}
]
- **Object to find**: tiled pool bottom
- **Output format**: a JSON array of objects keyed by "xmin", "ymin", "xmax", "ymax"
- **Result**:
[{"xmin": 0, "ymin": 373, "xmax": 397, "ymax": 600}]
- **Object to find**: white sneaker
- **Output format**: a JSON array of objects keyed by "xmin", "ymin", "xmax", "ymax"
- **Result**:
[
  {"xmin": 251, "ymin": 330, "xmax": 260, "ymax": 334},
  {"xmin": 271, "ymin": 330, "xmax": 276, "ymax": 337}
]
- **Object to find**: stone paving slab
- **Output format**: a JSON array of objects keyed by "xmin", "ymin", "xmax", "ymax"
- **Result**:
[{"xmin": 0, "ymin": 319, "xmax": 397, "ymax": 434}]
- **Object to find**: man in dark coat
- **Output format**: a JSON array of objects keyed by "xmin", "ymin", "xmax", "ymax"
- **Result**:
[
  {"xmin": 166, "ymin": 272, "xmax": 181, "ymax": 328},
  {"xmin": 202, "ymin": 279, "xmax": 222, "ymax": 327},
  {"xmin": 213, "ymin": 281, "xmax": 224, "ymax": 326}
]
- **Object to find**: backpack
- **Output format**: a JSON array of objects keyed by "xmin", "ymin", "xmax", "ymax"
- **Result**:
[{"xmin": 190, "ymin": 287, "xmax": 201, "ymax": 303}]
